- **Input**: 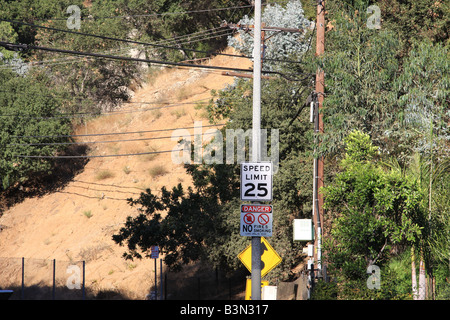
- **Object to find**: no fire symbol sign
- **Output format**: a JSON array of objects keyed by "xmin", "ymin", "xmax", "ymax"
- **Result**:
[{"xmin": 240, "ymin": 204, "xmax": 273, "ymax": 237}]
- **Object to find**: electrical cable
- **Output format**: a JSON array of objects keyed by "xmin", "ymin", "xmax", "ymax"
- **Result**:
[
  {"xmin": 1, "ymin": 40, "xmax": 309, "ymax": 80},
  {"xmin": 0, "ymin": 19, "xmax": 246, "ymax": 59},
  {"xmin": 9, "ymin": 131, "xmax": 219, "ymax": 146},
  {"xmin": 0, "ymin": 41, "xmax": 257, "ymax": 74},
  {"xmin": 0, "ymin": 19, "xmax": 306, "ymax": 65},
  {"xmin": 71, "ymin": 180, "xmax": 148, "ymax": 191},
  {"xmin": 12, "ymin": 123, "xmax": 225, "ymax": 139},
  {"xmin": 13, "ymin": 149, "xmax": 180, "ymax": 159},
  {"xmin": 0, "ymin": 99, "xmax": 210, "ymax": 119}
]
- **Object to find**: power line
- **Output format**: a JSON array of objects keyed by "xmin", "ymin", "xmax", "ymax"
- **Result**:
[
  {"xmin": 0, "ymin": 19, "xmax": 306, "ymax": 65},
  {"xmin": 0, "ymin": 28, "xmax": 231, "ymax": 70},
  {"xmin": 0, "ymin": 19, "xmax": 245, "ymax": 60},
  {"xmin": 0, "ymin": 41, "xmax": 259, "ymax": 75},
  {"xmin": 14, "ymin": 149, "xmax": 179, "ymax": 159},
  {"xmin": 9, "ymin": 131, "xmax": 219, "ymax": 146},
  {"xmin": 0, "ymin": 99, "xmax": 210, "ymax": 119},
  {"xmin": 71, "ymin": 180, "xmax": 147, "ymax": 191},
  {"xmin": 12, "ymin": 123, "xmax": 225, "ymax": 139}
]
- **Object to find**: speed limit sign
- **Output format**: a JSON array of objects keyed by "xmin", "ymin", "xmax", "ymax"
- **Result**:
[{"xmin": 240, "ymin": 162, "xmax": 273, "ymax": 201}]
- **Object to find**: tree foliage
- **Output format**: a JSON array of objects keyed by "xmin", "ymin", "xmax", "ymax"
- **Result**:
[
  {"xmin": 323, "ymin": 130, "xmax": 426, "ymax": 299},
  {"xmin": 313, "ymin": 5, "xmax": 402, "ymax": 157},
  {"xmin": 0, "ymin": 68, "xmax": 71, "ymax": 190},
  {"xmin": 228, "ymin": 0, "xmax": 312, "ymax": 71}
]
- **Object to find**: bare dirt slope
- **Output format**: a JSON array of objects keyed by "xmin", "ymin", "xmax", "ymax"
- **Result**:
[{"xmin": 0, "ymin": 48, "xmax": 251, "ymax": 299}]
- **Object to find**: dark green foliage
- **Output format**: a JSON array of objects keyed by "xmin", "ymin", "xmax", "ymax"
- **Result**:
[
  {"xmin": 377, "ymin": 0, "xmax": 450, "ymax": 50},
  {"xmin": 0, "ymin": 68, "xmax": 71, "ymax": 190},
  {"xmin": 323, "ymin": 131, "xmax": 427, "ymax": 299},
  {"xmin": 315, "ymin": 7, "xmax": 402, "ymax": 157}
]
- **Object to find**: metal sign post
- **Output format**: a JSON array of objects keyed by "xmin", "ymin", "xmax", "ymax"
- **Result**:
[
  {"xmin": 251, "ymin": 0, "xmax": 262, "ymax": 301},
  {"xmin": 151, "ymin": 246, "xmax": 159, "ymax": 300}
]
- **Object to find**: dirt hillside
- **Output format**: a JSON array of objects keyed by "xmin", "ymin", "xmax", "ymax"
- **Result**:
[{"xmin": 0, "ymin": 47, "xmax": 252, "ymax": 299}]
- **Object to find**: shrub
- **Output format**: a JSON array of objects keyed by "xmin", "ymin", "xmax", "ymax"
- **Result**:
[
  {"xmin": 95, "ymin": 170, "xmax": 115, "ymax": 180},
  {"xmin": 149, "ymin": 165, "xmax": 168, "ymax": 178}
]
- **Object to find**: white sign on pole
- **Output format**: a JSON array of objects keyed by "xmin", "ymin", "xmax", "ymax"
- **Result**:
[
  {"xmin": 240, "ymin": 162, "xmax": 273, "ymax": 201},
  {"xmin": 240, "ymin": 204, "xmax": 273, "ymax": 237},
  {"xmin": 150, "ymin": 246, "xmax": 159, "ymax": 259},
  {"xmin": 293, "ymin": 219, "xmax": 314, "ymax": 241}
]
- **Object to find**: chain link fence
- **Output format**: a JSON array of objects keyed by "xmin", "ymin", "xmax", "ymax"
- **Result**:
[
  {"xmin": 0, "ymin": 257, "xmax": 85, "ymax": 300},
  {"xmin": 0, "ymin": 256, "xmax": 252, "ymax": 300}
]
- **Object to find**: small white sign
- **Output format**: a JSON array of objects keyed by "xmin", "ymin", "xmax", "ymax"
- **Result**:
[
  {"xmin": 240, "ymin": 204, "xmax": 273, "ymax": 237},
  {"xmin": 262, "ymin": 286, "xmax": 277, "ymax": 300},
  {"xmin": 150, "ymin": 246, "xmax": 159, "ymax": 259},
  {"xmin": 240, "ymin": 162, "xmax": 273, "ymax": 201},
  {"xmin": 293, "ymin": 219, "xmax": 313, "ymax": 241}
]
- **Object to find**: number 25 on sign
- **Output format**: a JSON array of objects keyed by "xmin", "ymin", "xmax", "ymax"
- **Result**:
[{"xmin": 240, "ymin": 162, "xmax": 273, "ymax": 201}]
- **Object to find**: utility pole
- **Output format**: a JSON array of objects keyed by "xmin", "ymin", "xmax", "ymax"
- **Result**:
[
  {"xmin": 313, "ymin": 0, "xmax": 325, "ymax": 280},
  {"xmin": 224, "ymin": 3, "xmax": 304, "ymax": 300},
  {"xmin": 251, "ymin": 0, "xmax": 263, "ymax": 301}
]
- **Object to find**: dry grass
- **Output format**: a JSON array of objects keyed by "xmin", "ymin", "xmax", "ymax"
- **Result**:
[
  {"xmin": 140, "ymin": 145, "xmax": 160, "ymax": 162},
  {"xmin": 171, "ymin": 107, "xmax": 186, "ymax": 119},
  {"xmin": 119, "ymin": 141, "xmax": 146, "ymax": 155},
  {"xmin": 149, "ymin": 164, "xmax": 168, "ymax": 178},
  {"xmin": 151, "ymin": 108, "xmax": 163, "ymax": 119},
  {"xmin": 95, "ymin": 170, "xmax": 115, "ymax": 180}
]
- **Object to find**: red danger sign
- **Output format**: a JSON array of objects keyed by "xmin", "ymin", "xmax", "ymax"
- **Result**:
[
  {"xmin": 241, "ymin": 205, "xmax": 272, "ymax": 213},
  {"xmin": 240, "ymin": 205, "xmax": 273, "ymax": 237}
]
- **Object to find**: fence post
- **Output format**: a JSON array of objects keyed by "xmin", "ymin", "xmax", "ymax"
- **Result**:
[
  {"xmin": 21, "ymin": 257, "xmax": 24, "ymax": 300},
  {"xmin": 52, "ymin": 259, "xmax": 56, "ymax": 300},
  {"xmin": 164, "ymin": 274, "xmax": 167, "ymax": 300},
  {"xmin": 82, "ymin": 260, "xmax": 86, "ymax": 300},
  {"xmin": 160, "ymin": 259, "xmax": 163, "ymax": 300}
]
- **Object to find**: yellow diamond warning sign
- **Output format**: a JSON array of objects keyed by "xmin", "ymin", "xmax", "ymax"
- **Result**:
[{"xmin": 238, "ymin": 237, "xmax": 282, "ymax": 278}]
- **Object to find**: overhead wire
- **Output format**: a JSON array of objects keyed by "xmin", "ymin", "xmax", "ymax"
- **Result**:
[
  {"xmin": 0, "ymin": 30, "xmax": 231, "ymax": 70},
  {"xmin": 9, "ymin": 131, "xmax": 219, "ymax": 146},
  {"xmin": 2, "ymin": 4, "xmax": 312, "ymax": 160},
  {"xmin": 0, "ymin": 19, "xmax": 246, "ymax": 60},
  {"xmin": 0, "ymin": 41, "xmax": 258, "ymax": 74},
  {"xmin": 10, "ymin": 123, "xmax": 226, "ymax": 159},
  {"xmin": 13, "ymin": 149, "xmax": 179, "ymax": 159},
  {"xmin": 12, "ymin": 123, "xmax": 225, "ymax": 139},
  {"xmin": 1, "ymin": 40, "xmax": 310, "ymax": 80},
  {"xmin": 0, "ymin": 99, "xmax": 211, "ymax": 119},
  {"xmin": 0, "ymin": 19, "xmax": 306, "ymax": 66}
]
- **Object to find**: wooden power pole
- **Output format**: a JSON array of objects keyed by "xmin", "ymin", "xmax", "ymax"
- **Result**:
[{"xmin": 314, "ymin": 0, "xmax": 325, "ymax": 278}]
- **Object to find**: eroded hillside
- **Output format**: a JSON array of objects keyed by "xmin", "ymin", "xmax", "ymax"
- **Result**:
[{"xmin": 0, "ymin": 47, "xmax": 251, "ymax": 299}]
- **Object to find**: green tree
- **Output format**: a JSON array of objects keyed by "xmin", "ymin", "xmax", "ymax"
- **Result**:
[
  {"xmin": 0, "ymin": 68, "xmax": 71, "ymax": 191},
  {"xmin": 377, "ymin": 0, "xmax": 450, "ymax": 52},
  {"xmin": 306, "ymin": 4, "xmax": 402, "ymax": 159},
  {"xmin": 322, "ymin": 130, "xmax": 425, "ymax": 299},
  {"xmin": 0, "ymin": 21, "xmax": 19, "ymax": 59}
]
